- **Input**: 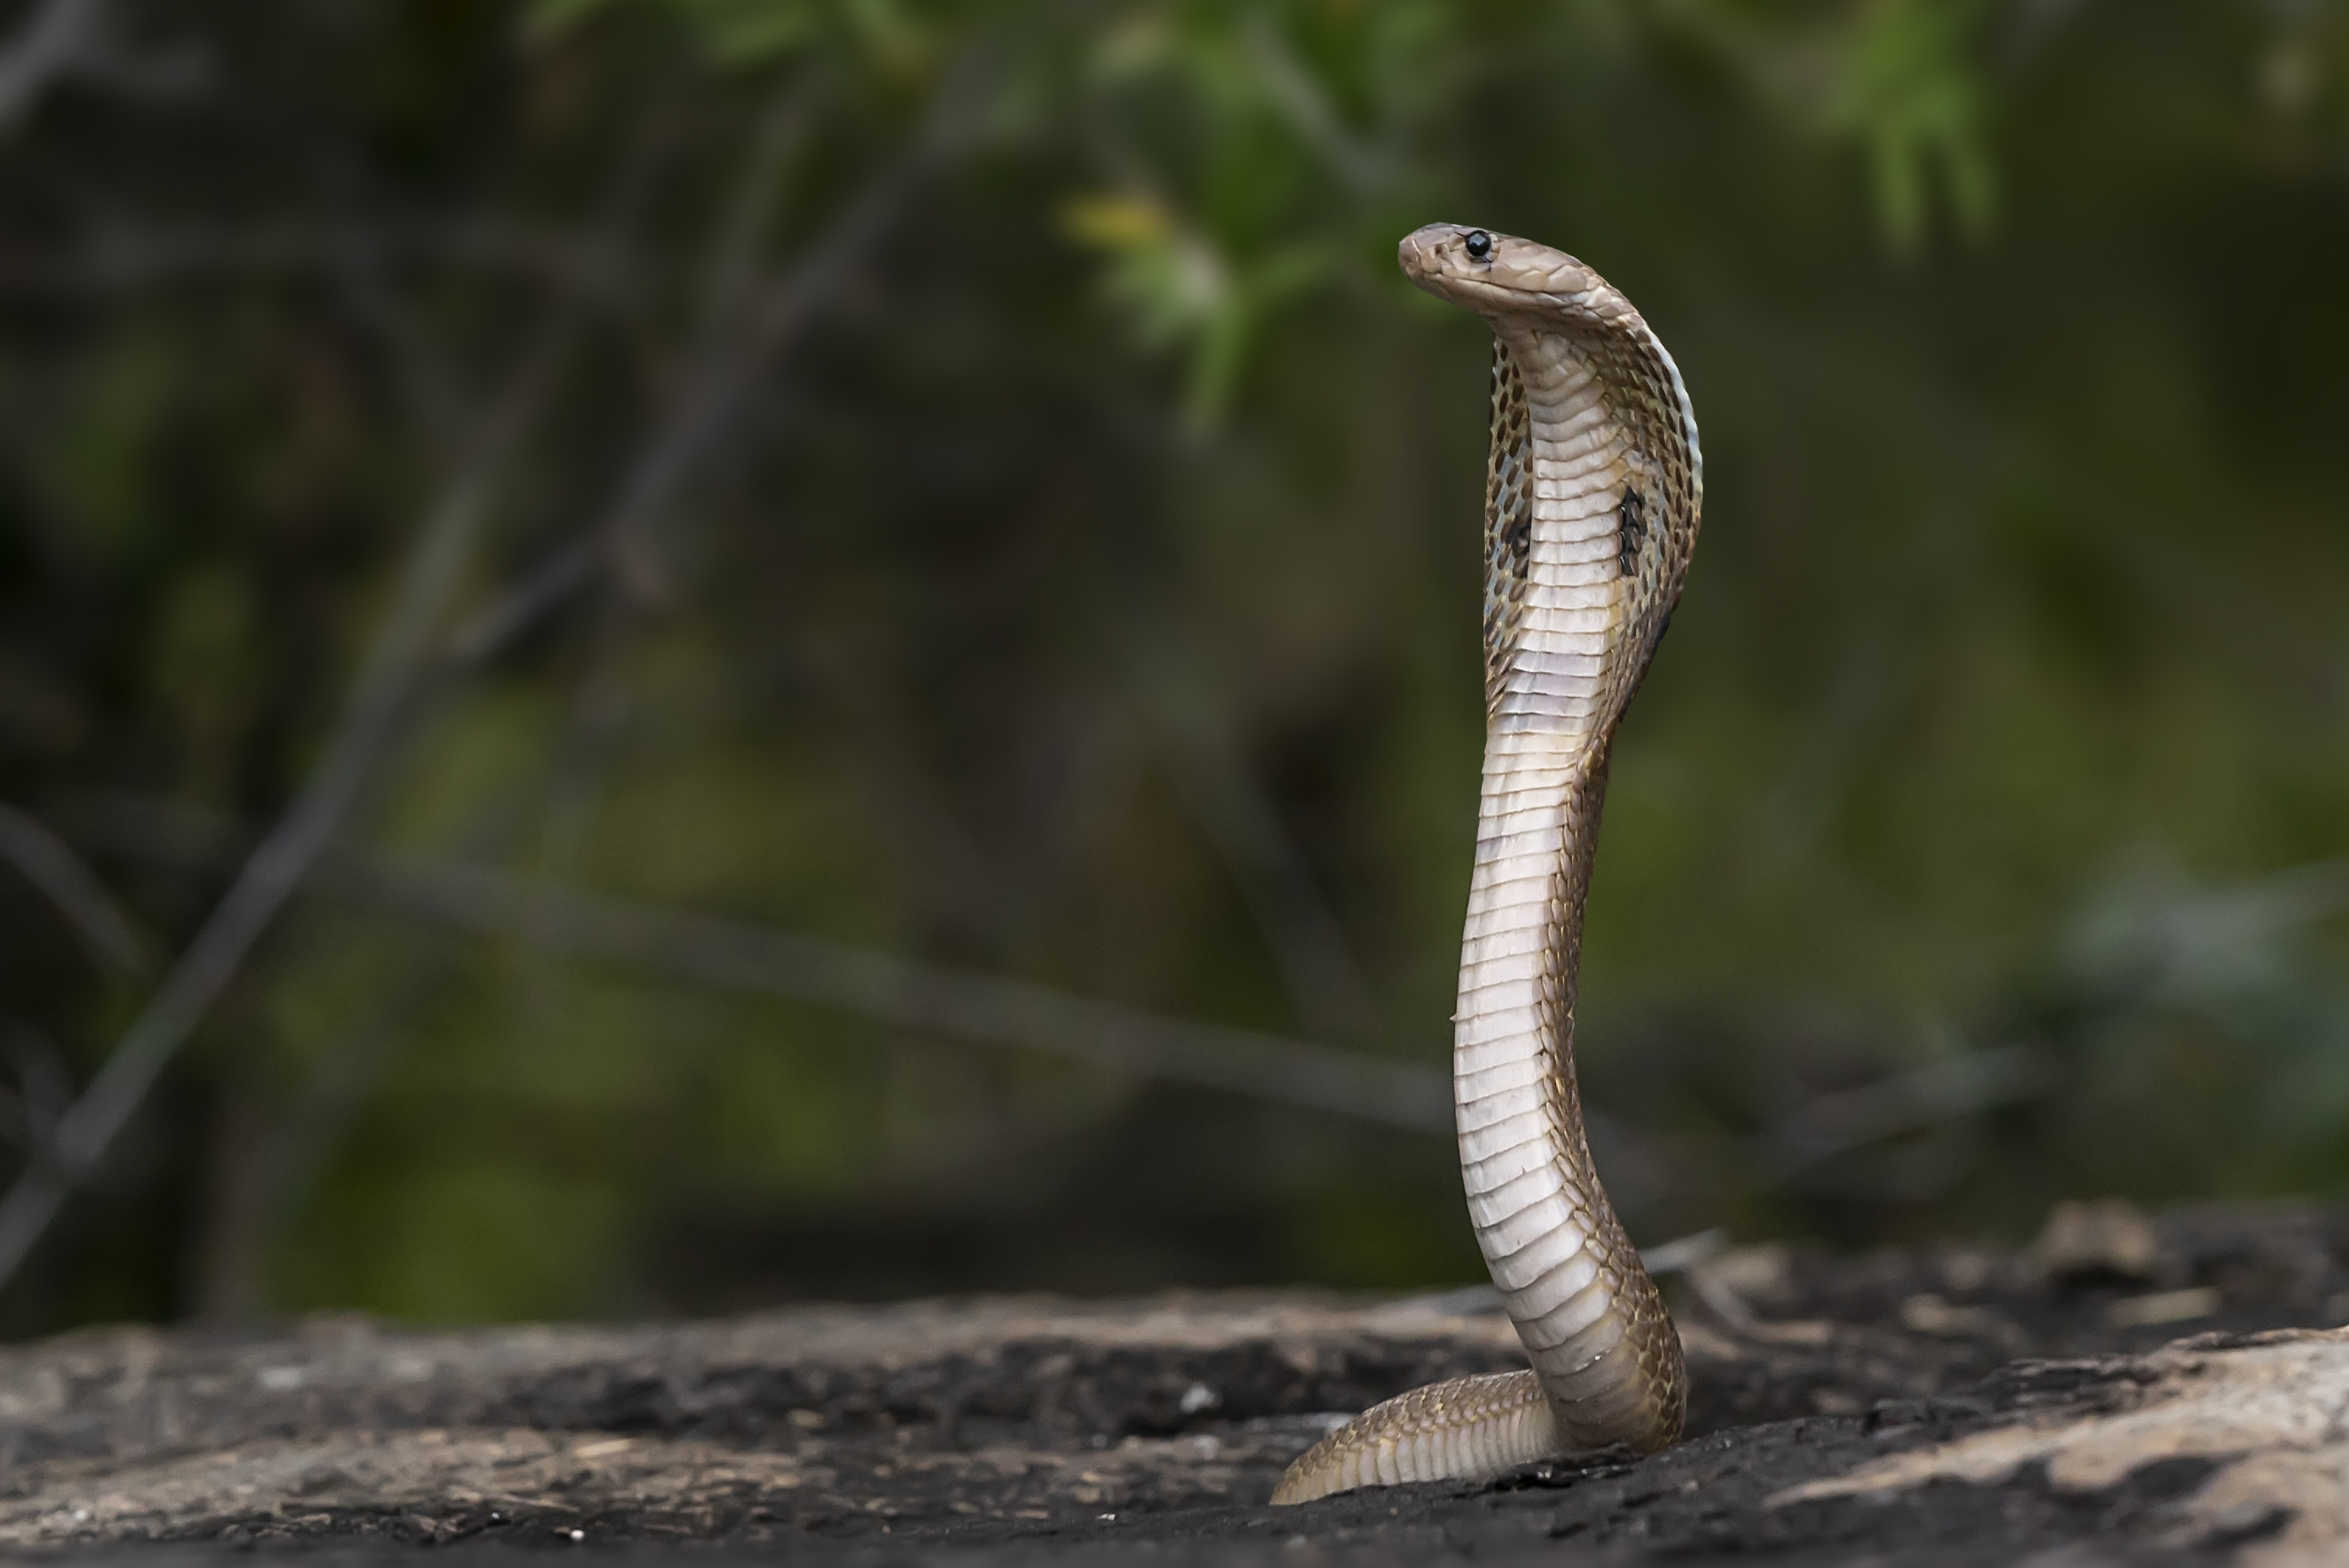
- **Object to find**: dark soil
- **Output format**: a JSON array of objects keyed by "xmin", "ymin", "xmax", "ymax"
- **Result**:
[{"xmin": 5, "ymin": 1201, "xmax": 2347, "ymax": 1566}]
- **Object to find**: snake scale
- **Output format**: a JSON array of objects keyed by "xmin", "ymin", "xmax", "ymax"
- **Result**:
[{"xmin": 1272, "ymin": 225, "xmax": 1702, "ymax": 1504}]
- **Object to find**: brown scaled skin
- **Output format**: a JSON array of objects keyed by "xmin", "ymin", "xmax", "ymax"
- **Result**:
[{"xmin": 1272, "ymin": 226, "xmax": 1701, "ymax": 1505}]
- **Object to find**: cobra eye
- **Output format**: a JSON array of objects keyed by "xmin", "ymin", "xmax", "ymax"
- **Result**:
[{"xmin": 1463, "ymin": 229, "xmax": 1493, "ymax": 261}]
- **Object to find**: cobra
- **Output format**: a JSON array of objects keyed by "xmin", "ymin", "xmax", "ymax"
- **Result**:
[{"xmin": 1271, "ymin": 225, "xmax": 1701, "ymax": 1504}]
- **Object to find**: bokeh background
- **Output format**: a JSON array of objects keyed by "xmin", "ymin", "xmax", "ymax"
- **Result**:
[{"xmin": 0, "ymin": 0, "xmax": 2345, "ymax": 1335}]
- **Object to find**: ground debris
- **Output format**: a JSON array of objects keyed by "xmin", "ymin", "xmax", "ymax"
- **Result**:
[{"xmin": 5, "ymin": 1201, "xmax": 2348, "ymax": 1564}]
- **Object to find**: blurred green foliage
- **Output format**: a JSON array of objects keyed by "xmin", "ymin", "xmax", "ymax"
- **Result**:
[{"xmin": 0, "ymin": 0, "xmax": 2346, "ymax": 1331}]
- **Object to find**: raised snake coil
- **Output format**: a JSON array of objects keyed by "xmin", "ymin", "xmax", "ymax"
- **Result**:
[{"xmin": 1271, "ymin": 226, "xmax": 1701, "ymax": 1505}]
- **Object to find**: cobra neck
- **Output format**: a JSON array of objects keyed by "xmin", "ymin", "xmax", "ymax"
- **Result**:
[{"xmin": 1451, "ymin": 321, "xmax": 1682, "ymax": 1453}]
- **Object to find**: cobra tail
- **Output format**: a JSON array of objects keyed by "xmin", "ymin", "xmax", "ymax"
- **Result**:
[{"xmin": 1268, "ymin": 1370, "xmax": 1555, "ymax": 1504}]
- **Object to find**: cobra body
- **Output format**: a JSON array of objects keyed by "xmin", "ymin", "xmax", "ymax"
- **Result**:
[{"xmin": 1272, "ymin": 226, "xmax": 1701, "ymax": 1505}]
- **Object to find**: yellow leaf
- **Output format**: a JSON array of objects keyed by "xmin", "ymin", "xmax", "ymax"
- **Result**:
[{"xmin": 1059, "ymin": 192, "xmax": 1175, "ymax": 252}]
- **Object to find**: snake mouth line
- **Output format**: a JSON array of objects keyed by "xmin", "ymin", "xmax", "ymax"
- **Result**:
[{"xmin": 1398, "ymin": 223, "xmax": 1612, "ymax": 319}]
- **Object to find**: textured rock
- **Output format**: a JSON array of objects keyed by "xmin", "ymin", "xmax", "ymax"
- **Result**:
[
  {"xmin": 1772, "ymin": 1328, "xmax": 2349, "ymax": 1566},
  {"xmin": 4, "ymin": 1203, "xmax": 2347, "ymax": 1563}
]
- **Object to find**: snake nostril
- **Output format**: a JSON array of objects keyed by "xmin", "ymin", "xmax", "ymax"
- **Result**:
[{"xmin": 1464, "ymin": 229, "xmax": 1493, "ymax": 261}]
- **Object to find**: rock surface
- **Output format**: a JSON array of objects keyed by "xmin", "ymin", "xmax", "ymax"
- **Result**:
[{"xmin": 8, "ymin": 1202, "xmax": 2349, "ymax": 1564}]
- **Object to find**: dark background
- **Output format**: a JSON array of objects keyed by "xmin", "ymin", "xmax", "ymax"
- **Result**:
[{"xmin": 0, "ymin": 0, "xmax": 2344, "ymax": 1336}]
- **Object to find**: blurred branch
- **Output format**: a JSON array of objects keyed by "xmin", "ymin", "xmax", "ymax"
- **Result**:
[
  {"xmin": 1761, "ymin": 1042, "xmax": 2050, "ymax": 1177},
  {"xmin": 512, "ymin": 636, "xmax": 634, "ymax": 1023},
  {"xmin": 1400, "ymin": 1227, "xmax": 1729, "ymax": 1316},
  {"xmin": 0, "ymin": 318, "xmax": 575, "ymax": 1296},
  {"xmin": 206, "ymin": 795, "xmax": 528, "ymax": 1321},
  {"xmin": 0, "ymin": 93, "xmax": 699, "ymax": 1293},
  {"xmin": 451, "ymin": 49, "xmax": 992, "ymax": 664},
  {"xmin": 1747, "ymin": 851, "xmax": 2349, "ymax": 1198},
  {"xmin": 72, "ymin": 795, "xmax": 1454, "ymax": 1135},
  {"xmin": 0, "ymin": 0, "xmax": 202, "ymax": 132},
  {"xmin": 0, "ymin": 0, "xmax": 100, "ymax": 129},
  {"xmin": 792, "ymin": 630, "xmax": 1030, "ymax": 950},
  {"xmin": 1131, "ymin": 651, "xmax": 1382, "ymax": 1043},
  {"xmin": 693, "ymin": 73, "xmax": 815, "ymax": 338},
  {"xmin": 329, "ymin": 225, "xmax": 471, "ymax": 458},
  {"xmin": 0, "ymin": 222, "xmax": 634, "ymax": 300},
  {"xmin": 0, "ymin": 802, "xmax": 149, "ymax": 978},
  {"xmin": 72, "ymin": 792, "xmax": 1689, "ymax": 1208},
  {"xmin": 1641, "ymin": 1226, "xmax": 1731, "ymax": 1276},
  {"xmin": 362, "ymin": 854, "xmax": 1456, "ymax": 1133},
  {"xmin": 202, "ymin": 937, "xmax": 465, "ymax": 1321},
  {"xmin": 0, "ymin": 1026, "xmax": 72, "ymax": 1166},
  {"xmin": 510, "ymin": 73, "xmax": 814, "ymax": 1005},
  {"xmin": 2098, "ymin": 855, "xmax": 2349, "ymax": 988}
]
